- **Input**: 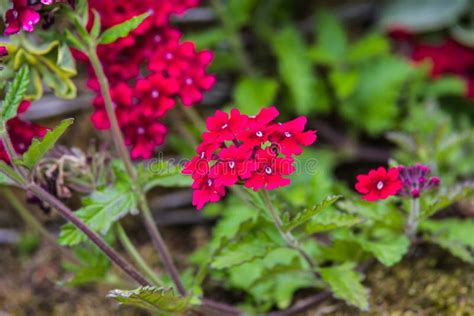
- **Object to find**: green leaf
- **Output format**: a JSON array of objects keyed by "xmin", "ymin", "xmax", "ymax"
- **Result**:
[
  {"xmin": 63, "ymin": 243, "xmax": 111, "ymax": 286},
  {"xmin": 0, "ymin": 65, "xmax": 29, "ymax": 122},
  {"xmin": 212, "ymin": 236, "xmax": 273, "ymax": 269},
  {"xmin": 0, "ymin": 172, "xmax": 13, "ymax": 186},
  {"xmin": 379, "ymin": 0, "xmax": 468, "ymax": 32},
  {"xmin": 427, "ymin": 76, "xmax": 465, "ymax": 97},
  {"xmin": 59, "ymin": 185, "xmax": 138, "ymax": 246},
  {"xmin": 90, "ymin": 9, "xmax": 102, "ymax": 39},
  {"xmin": 100, "ymin": 12, "xmax": 151, "ymax": 45},
  {"xmin": 185, "ymin": 28, "xmax": 226, "ymax": 50},
  {"xmin": 272, "ymin": 26, "xmax": 317, "ymax": 114},
  {"xmin": 305, "ymin": 210, "xmax": 363, "ymax": 234},
  {"xmin": 21, "ymin": 119, "xmax": 73, "ymax": 169},
  {"xmin": 233, "ymin": 77, "xmax": 279, "ymax": 114},
  {"xmin": 422, "ymin": 183, "xmax": 474, "ymax": 219},
  {"xmin": 227, "ymin": 0, "xmax": 258, "ymax": 28},
  {"xmin": 107, "ymin": 286, "xmax": 190, "ymax": 313},
  {"xmin": 347, "ymin": 33, "xmax": 390, "ymax": 63},
  {"xmin": 282, "ymin": 195, "xmax": 342, "ymax": 232},
  {"xmin": 320, "ymin": 263, "xmax": 370, "ymax": 310},
  {"xmin": 420, "ymin": 219, "xmax": 474, "ymax": 264},
  {"xmin": 312, "ymin": 10, "xmax": 347, "ymax": 64},
  {"xmin": 356, "ymin": 235, "xmax": 410, "ymax": 267},
  {"xmin": 140, "ymin": 161, "xmax": 192, "ymax": 191}
]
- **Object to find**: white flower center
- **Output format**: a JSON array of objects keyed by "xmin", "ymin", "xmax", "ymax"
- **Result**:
[
  {"xmin": 154, "ymin": 35, "xmax": 162, "ymax": 43},
  {"xmin": 284, "ymin": 131, "xmax": 291, "ymax": 137},
  {"xmin": 376, "ymin": 181, "xmax": 384, "ymax": 190},
  {"xmin": 221, "ymin": 123, "xmax": 228, "ymax": 129},
  {"xmin": 265, "ymin": 166, "xmax": 272, "ymax": 174},
  {"xmin": 151, "ymin": 90, "xmax": 159, "ymax": 98},
  {"xmin": 228, "ymin": 161, "xmax": 235, "ymax": 169},
  {"xmin": 207, "ymin": 179, "xmax": 213, "ymax": 186},
  {"xmin": 185, "ymin": 78, "xmax": 193, "ymax": 85},
  {"xmin": 256, "ymin": 131, "xmax": 263, "ymax": 137},
  {"xmin": 165, "ymin": 52, "xmax": 173, "ymax": 60},
  {"xmin": 137, "ymin": 127, "xmax": 145, "ymax": 135}
]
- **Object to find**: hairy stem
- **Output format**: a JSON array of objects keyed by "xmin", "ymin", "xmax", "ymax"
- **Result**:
[
  {"xmin": 209, "ymin": 0, "xmax": 256, "ymax": 76},
  {"xmin": 28, "ymin": 183, "xmax": 150, "ymax": 286},
  {"xmin": 406, "ymin": 198, "xmax": 420, "ymax": 241},
  {"xmin": 86, "ymin": 43, "xmax": 187, "ymax": 294},
  {"xmin": 137, "ymin": 194, "xmax": 187, "ymax": 295},
  {"xmin": 116, "ymin": 223, "xmax": 164, "ymax": 287},
  {"xmin": 261, "ymin": 191, "xmax": 318, "ymax": 275},
  {"xmin": 86, "ymin": 47, "xmax": 136, "ymax": 179}
]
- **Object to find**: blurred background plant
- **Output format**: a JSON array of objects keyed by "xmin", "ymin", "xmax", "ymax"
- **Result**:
[{"xmin": 1, "ymin": 0, "xmax": 474, "ymax": 314}]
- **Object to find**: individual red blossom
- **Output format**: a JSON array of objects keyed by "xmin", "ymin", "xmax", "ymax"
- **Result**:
[
  {"xmin": 204, "ymin": 109, "xmax": 248, "ymax": 142},
  {"xmin": 191, "ymin": 174, "xmax": 226, "ymax": 210},
  {"xmin": 122, "ymin": 115, "xmax": 167, "ymax": 160},
  {"xmin": 3, "ymin": 0, "xmax": 40, "ymax": 35},
  {"xmin": 244, "ymin": 148, "xmax": 295, "ymax": 191},
  {"xmin": 355, "ymin": 167, "xmax": 403, "ymax": 201},
  {"xmin": 1, "ymin": 101, "xmax": 47, "ymax": 162},
  {"xmin": 135, "ymin": 74, "xmax": 179, "ymax": 118},
  {"xmin": 269, "ymin": 117, "xmax": 317, "ymax": 156},
  {"xmin": 178, "ymin": 67, "xmax": 216, "ymax": 106},
  {"xmin": 183, "ymin": 107, "xmax": 316, "ymax": 209},
  {"xmin": 0, "ymin": 46, "xmax": 8, "ymax": 57},
  {"xmin": 210, "ymin": 146, "xmax": 255, "ymax": 186}
]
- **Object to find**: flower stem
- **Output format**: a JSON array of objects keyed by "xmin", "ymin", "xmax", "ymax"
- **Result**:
[
  {"xmin": 86, "ymin": 46, "xmax": 136, "ymax": 179},
  {"xmin": 406, "ymin": 198, "xmax": 420, "ymax": 241},
  {"xmin": 28, "ymin": 183, "xmax": 150, "ymax": 286},
  {"xmin": 1, "ymin": 187, "xmax": 78, "ymax": 263},
  {"xmin": 116, "ymin": 223, "xmax": 164, "ymax": 287},
  {"xmin": 179, "ymin": 104, "xmax": 206, "ymax": 132},
  {"xmin": 137, "ymin": 193, "xmax": 187, "ymax": 295},
  {"xmin": 261, "ymin": 191, "xmax": 318, "ymax": 275},
  {"xmin": 86, "ymin": 43, "xmax": 186, "ymax": 295}
]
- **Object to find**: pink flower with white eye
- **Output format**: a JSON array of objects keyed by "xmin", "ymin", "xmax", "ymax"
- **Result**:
[
  {"xmin": 135, "ymin": 73, "xmax": 179, "ymax": 118},
  {"xmin": 244, "ymin": 148, "xmax": 295, "ymax": 191},
  {"xmin": 355, "ymin": 167, "xmax": 402, "ymax": 201},
  {"xmin": 269, "ymin": 117, "xmax": 317, "ymax": 156}
]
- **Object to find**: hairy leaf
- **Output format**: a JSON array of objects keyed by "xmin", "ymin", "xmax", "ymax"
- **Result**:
[
  {"xmin": 305, "ymin": 210, "xmax": 362, "ymax": 234},
  {"xmin": 282, "ymin": 195, "xmax": 342, "ymax": 232},
  {"xmin": 140, "ymin": 161, "xmax": 192, "ymax": 191},
  {"xmin": 100, "ymin": 12, "xmax": 151, "ymax": 44},
  {"xmin": 59, "ymin": 185, "xmax": 138, "ymax": 246},
  {"xmin": 272, "ymin": 26, "xmax": 317, "ymax": 114},
  {"xmin": 234, "ymin": 77, "xmax": 278, "ymax": 114},
  {"xmin": 212, "ymin": 236, "xmax": 273, "ymax": 269},
  {"xmin": 107, "ymin": 286, "xmax": 190, "ymax": 313},
  {"xmin": 320, "ymin": 263, "xmax": 370, "ymax": 310},
  {"xmin": 0, "ymin": 66, "xmax": 29, "ymax": 123},
  {"xmin": 420, "ymin": 219, "xmax": 474, "ymax": 264},
  {"xmin": 21, "ymin": 119, "xmax": 74, "ymax": 169}
]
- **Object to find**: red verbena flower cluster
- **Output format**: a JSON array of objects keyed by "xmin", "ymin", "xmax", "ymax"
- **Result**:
[
  {"xmin": 0, "ymin": 101, "xmax": 47, "ymax": 162},
  {"xmin": 79, "ymin": 0, "xmax": 215, "ymax": 160},
  {"xmin": 355, "ymin": 164, "xmax": 440, "ymax": 201},
  {"xmin": 388, "ymin": 29, "xmax": 474, "ymax": 99},
  {"xmin": 182, "ymin": 107, "xmax": 317, "ymax": 210}
]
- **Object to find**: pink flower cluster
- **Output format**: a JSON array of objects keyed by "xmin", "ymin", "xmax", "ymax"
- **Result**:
[
  {"xmin": 2, "ymin": 0, "xmax": 68, "ymax": 35},
  {"xmin": 79, "ymin": 0, "xmax": 215, "ymax": 160},
  {"xmin": 355, "ymin": 164, "xmax": 440, "ymax": 201},
  {"xmin": 182, "ymin": 107, "xmax": 317, "ymax": 209},
  {"xmin": 0, "ymin": 101, "xmax": 47, "ymax": 162}
]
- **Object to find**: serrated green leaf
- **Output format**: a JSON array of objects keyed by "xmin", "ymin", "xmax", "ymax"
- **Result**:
[
  {"xmin": 233, "ymin": 77, "xmax": 278, "ymax": 114},
  {"xmin": 212, "ymin": 236, "xmax": 273, "ymax": 269},
  {"xmin": 272, "ymin": 26, "xmax": 317, "ymax": 114},
  {"xmin": 305, "ymin": 210, "xmax": 362, "ymax": 234},
  {"xmin": 320, "ymin": 263, "xmax": 370, "ymax": 310},
  {"xmin": 282, "ymin": 195, "xmax": 342, "ymax": 232},
  {"xmin": 312, "ymin": 10, "xmax": 347, "ymax": 64},
  {"xmin": 357, "ymin": 235, "xmax": 409, "ymax": 267},
  {"xmin": 422, "ymin": 183, "xmax": 474, "ymax": 219},
  {"xmin": 21, "ymin": 119, "xmax": 73, "ymax": 169},
  {"xmin": 140, "ymin": 161, "xmax": 192, "ymax": 191},
  {"xmin": 107, "ymin": 286, "xmax": 190, "ymax": 313},
  {"xmin": 59, "ymin": 185, "xmax": 138, "ymax": 246},
  {"xmin": 420, "ymin": 219, "xmax": 474, "ymax": 264},
  {"xmin": 1, "ymin": 65, "xmax": 29, "ymax": 122},
  {"xmin": 100, "ymin": 12, "xmax": 151, "ymax": 45}
]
